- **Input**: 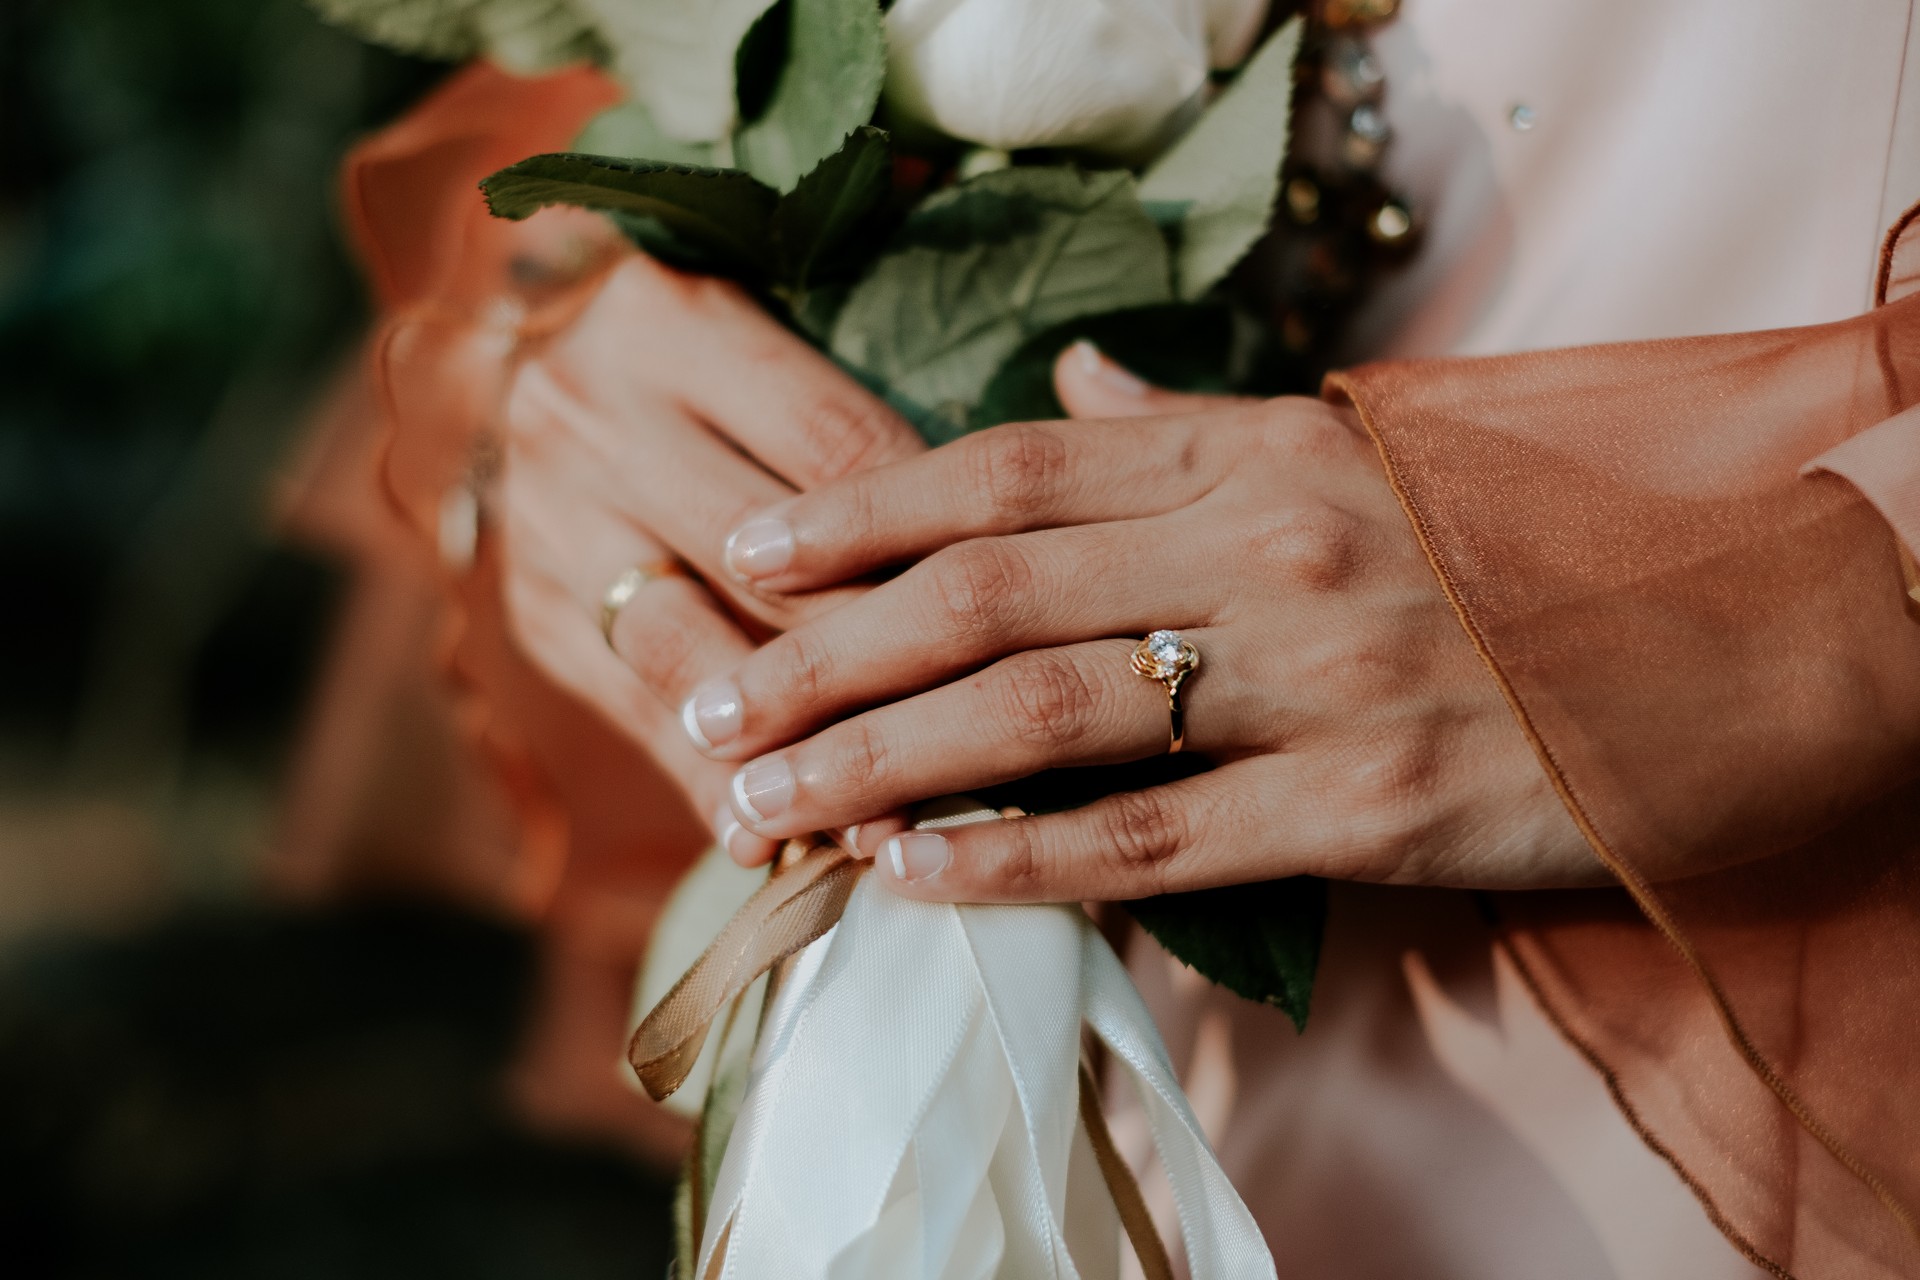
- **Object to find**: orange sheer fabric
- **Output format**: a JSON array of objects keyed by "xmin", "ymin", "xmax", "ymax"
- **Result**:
[
  {"xmin": 338, "ymin": 60, "xmax": 708, "ymax": 920},
  {"xmin": 283, "ymin": 64, "xmax": 705, "ymax": 1160},
  {"xmin": 1327, "ymin": 255, "xmax": 1920, "ymax": 1277}
]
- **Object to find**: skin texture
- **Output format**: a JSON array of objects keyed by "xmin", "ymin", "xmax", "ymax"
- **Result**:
[
  {"xmin": 499, "ymin": 257, "xmax": 926, "ymax": 867},
  {"xmin": 687, "ymin": 341, "xmax": 1596, "ymax": 900}
]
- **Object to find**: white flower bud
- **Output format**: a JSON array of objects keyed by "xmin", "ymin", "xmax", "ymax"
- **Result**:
[{"xmin": 884, "ymin": 0, "xmax": 1270, "ymax": 161}]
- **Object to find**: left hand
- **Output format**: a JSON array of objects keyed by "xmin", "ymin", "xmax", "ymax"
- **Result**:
[{"xmin": 685, "ymin": 343, "xmax": 1593, "ymax": 900}]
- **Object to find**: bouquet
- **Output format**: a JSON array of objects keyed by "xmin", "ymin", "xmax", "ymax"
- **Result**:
[{"xmin": 315, "ymin": 0, "xmax": 1327, "ymax": 1273}]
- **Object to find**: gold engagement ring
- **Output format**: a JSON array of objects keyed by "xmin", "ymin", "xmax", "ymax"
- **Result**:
[
  {"xmin": 1130, "ymin": 630, "xmax": 1200, "ymax": 754},
  {"xmin": 600, "ymin": 560, "xmax": 687, "ymax": 648}
]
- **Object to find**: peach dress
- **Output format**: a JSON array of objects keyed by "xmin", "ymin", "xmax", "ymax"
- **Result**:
[{"xmin": 1117, "ymin": 2, "xmax": 1920, "ymax": 1277}]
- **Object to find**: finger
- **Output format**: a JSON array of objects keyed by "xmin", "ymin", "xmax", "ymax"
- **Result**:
[
  {"xmin": 848, "ymin": 812, "xmax": 910, "ymax": 861},
  {"xmin": 606, "ymin": 571, "xmax": 752, "ymax": 708},
  {"xmin": 872, "ymin": 757, "xmax": 1323, "ymax": 902},
  {"xmin": 504, "ymin": 473, "xmax": 780, "ymax": 866},
  {"xmin": 1052, "ymin": 340, "xmax": 1257, "ymax": 420},
  {"xmin": 722, "ymin": 413, "xmax": 1234, "ymax": 591},
  {"xmin": 720, "ymin": 637, "xmax": 1241, "ymax": 841},
  {"xmin": 504, "ymin": 557, "xmax": 756, "ymax": 848},
  {"xmin": 511, "ymin": 358, "xmax": 788, "ymax": 590},
  {"xmin": 621, "ymin": 258, "xmax": 926, "ymax": 486},
  {"xmin": 691, "ymin": 518, "xmax": 1228, "ymax": 759}
]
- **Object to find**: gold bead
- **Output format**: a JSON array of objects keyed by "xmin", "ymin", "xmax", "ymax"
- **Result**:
[
  {"xmin": 1281, "ymin": 311, "xmax": 1315, "ymax": 353},
  {"xmin": 1284, "ymin": 175, "xmax": 1322, "ymax": 225},
  {"xmin": 1321, "ymin": 0, "xmax": 1400, "ymax": 30},
  {"xmin": 1368, "ymin": 199, "xmax": 1414, "ymax": 245}
]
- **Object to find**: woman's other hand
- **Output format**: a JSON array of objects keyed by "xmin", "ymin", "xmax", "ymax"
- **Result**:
[
  {"xmin": 498, "ymin": 256, "xmax": 925, "ymax": 865},
  {"xmin": 684, "ymin": 342, "xmax": 1591, "ymax": 894}
]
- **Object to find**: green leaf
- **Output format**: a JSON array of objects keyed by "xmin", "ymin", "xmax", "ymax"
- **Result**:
[
  {"xmin": 731, "ymin": 0, "xmax": 887, "ymax": 192},
  {"xmin": 481, "ymin": 152, "xmax": 779, "ymax": 276},
  {"xmin": 1139, "ymin": 16, "xmax": 1303, "ymax": 300},
  {"xmin": 769, "ymin": 126, "xmax": 893, "ymax": 289},
  {"xmin": 1126, "ymin": 876, "xmax": 1327, "ymax": 1030},
  {"xmin": 732, "ymin": 0, "xmax": 791, "ymax": 125},
  {"xmin": 307, "ymin": 0, "xmax": 605, "ymax": 71},
  {"xmin": 573, "ymin": 102, "xmax": 720, "ymax": 167},
  {"xmin": 830, "ymin": 167, "xmax": 1173, "ymax": 443},
  {"xmin": 970, "ymin": 302, "xmax": 1235, "ymax": 430}
]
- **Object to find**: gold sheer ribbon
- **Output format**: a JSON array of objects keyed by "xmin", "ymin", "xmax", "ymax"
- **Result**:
[{"xmin": 627, "ymin": 837, "xmax": 1175, "ymax": 1278}]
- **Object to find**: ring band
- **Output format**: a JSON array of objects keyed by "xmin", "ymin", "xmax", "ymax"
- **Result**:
[
  {"xmin": 600, "ymin": 560, "xmax": 687, "ymax": 648},
  {"xmin": 1130, "ymin": 630, "xmax": 1200, "ymax": 754}
]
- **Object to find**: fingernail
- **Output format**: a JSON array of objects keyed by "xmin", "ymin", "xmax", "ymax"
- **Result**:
[
  {"xmin": 732, "ymin": 758, "xmax": 794, "ymax": 824},
  {"xmin": 724, "ymin": 516, "xmax": 794, "ymax": 580},
  {"xmin": 682, "ymin": 679, "xmax": 742, "ymax": 750},
  {"xmin": 884, "ymin": 832, "xmax": 951, "ymax": 883},
  {"xmin": 1071, "ymin": 339, "xmax": 1146, "ymax": 397},
  {"xmin": 719, "ymin": 818, "xmax": 758, "ymax": 866},
  {"xmin": 842, "ymin": 824, "xmax": 863, "ymax": 852}
]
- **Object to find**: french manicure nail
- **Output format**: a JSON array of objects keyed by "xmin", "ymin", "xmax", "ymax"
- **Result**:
[
  {"xmin": 732, "ymin": 758, "xmax": 794, "ymax": 824},
  {"xmin": 720, "ymin": 818, "xmax": 757, "ymax": 866},
  {"xmin": 884, "ymin": 832, "xmax": 951, "ymax": 883},
  {"xmin": 725, "ymin": 516, "xmax": 795, "ymax": 579},
  {"xmin": 1071, "ymin": 339, "xmax": 1147, "ymax": 397},
  {"xmin": 682, "ymin": 679, "xmax": 743, "ymax": 750}
]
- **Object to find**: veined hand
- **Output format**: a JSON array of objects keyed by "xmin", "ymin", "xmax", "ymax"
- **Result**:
[
  {"xmin": 684, "ymin": 341, "xmax": 1593, "ymax": 899},
  {"xmin": 499, "ymin": 256, "xmax": 923, "ymax": 866}
]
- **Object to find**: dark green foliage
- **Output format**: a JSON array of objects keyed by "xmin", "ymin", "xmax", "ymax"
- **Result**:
[
  {"xmin": 0, "ymin": 0, "xmax": 437, "ymax": 751},
  {"xmin": 768, "ymin": 126, "xmax": 893, "ymax": 289},
  {"xmin": 1127, "ymin": 877, "xmax": 1327, "ymax": 1031},
  {"xmin": 482, "ymin": 153, "xmax": 783, "ymax": 275},
  {"xmin": 0, "ymin": 905, "xmax": 674, "ymax": 1277},
  {"xmin": 970, "ymin": 302, "xmax": 1236, "ymax": 428}
]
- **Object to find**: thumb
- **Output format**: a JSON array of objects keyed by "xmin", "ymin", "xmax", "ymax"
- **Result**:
[{"xmin": 1052, "ymin": 339, "xmax": 1255, "ymax": 419}]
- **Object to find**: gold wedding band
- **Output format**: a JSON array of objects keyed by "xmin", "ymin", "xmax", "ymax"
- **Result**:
[
  {"xmin": 1130, "ymin": 630, "xmax": 1200, "ymax": 754},
  {"xmin": 600, "ymin": 561, "xmax": 687, "ymax": 648}
]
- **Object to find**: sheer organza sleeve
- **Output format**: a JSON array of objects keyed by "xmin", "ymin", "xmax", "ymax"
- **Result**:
[{"xmin": 1323, "ymin": 267, "xmax": 1920, "ymax": 1274}]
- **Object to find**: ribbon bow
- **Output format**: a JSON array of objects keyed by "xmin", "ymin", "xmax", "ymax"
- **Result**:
[{"xmin": 626, "ymin": 833, "xmax": 1178, "ymax": 1280}]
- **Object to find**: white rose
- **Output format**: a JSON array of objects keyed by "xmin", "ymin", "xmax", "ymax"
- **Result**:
[{"xmin": 883, "ymin": 0, "xmax": 1271, "ymax": 162}]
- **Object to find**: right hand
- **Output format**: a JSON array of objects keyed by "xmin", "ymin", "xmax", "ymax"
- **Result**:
[{"xmin": 497, "ymin": 255, "xmax": 925, "ymax": 864}]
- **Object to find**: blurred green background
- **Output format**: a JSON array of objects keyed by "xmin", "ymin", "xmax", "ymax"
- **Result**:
[{"xmin": 0, "ymin": 1, "xmax": 672, "ymax": 1273}]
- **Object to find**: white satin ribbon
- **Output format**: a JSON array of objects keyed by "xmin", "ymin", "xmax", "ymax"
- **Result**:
[{"xmin": 692, "ymin": 835, "xmax": 1276, "ymax": 1278}]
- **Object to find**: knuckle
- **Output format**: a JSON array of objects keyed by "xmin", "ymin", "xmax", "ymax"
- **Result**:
[
  {"xmin": 673, "ymin": 268, "xmax": 744, "ymax": 317},
  {"xmin": 993, "ymin": 819, "xmax": 1048, "ymax": 897},
  {"xmin": 774, "ymin": 628, "xmax": 838, "ymax": 706},
  {"xmin": 1338, "ymin": 735, "xmax": 1445, "ymax": 858},
  {"xmin": 1245, "ymin": 506, "xmax": 1364, "ymax": 591},
  {"xmin": 925, "ymin": 539, "xmax": 1034, "ymax": 643},
  {"xmin": 1098, "ymin": 788, "xmax": 1189, "ymax": 882},
  {"xmin": 814, "ymin": 718, "xmax": 892, "ymax": 800},
  {"xmin": 790, "ymin": 394, "xmax": 898, "ymax": 480},
  {"xmin": 970, "ymin": 424, "xmax": 1071, "ymax": 522},
  {"xmin": 996, "ymin": 649, "xmax": 1102, "ymax": 749},
  {"xmin": 615, "ymin": 603, "xmax": 701, "ymax": 697},
  {"xmin": 1264, "ymin": 401, "xmax": 1355, "ymax": 461}
]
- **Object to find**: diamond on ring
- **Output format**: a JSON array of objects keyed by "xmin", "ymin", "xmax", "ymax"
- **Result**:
[{"xmin": 1130, "ymin": 630, "xmax": 1200, "ymax": 754}]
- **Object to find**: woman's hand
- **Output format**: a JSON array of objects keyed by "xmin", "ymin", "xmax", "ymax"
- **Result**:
[
  {"xmin": 497, "ymin": 256, "xmax": 924, "ymax": 863},
  {"xmin": 682, "ymin": 343, "xmax": 1592, "ymax": 897}
]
